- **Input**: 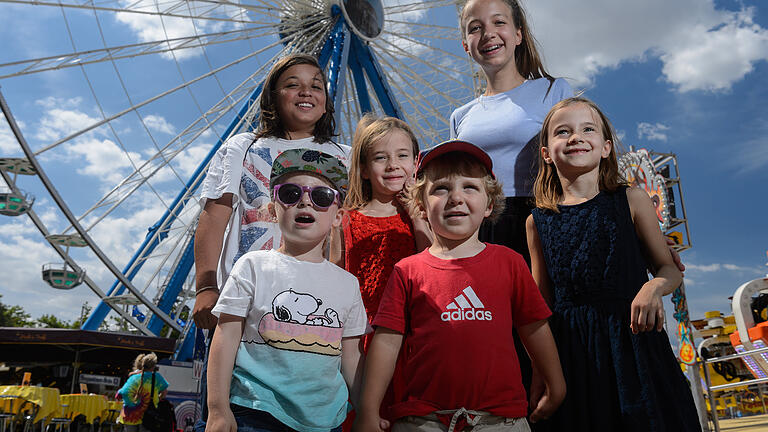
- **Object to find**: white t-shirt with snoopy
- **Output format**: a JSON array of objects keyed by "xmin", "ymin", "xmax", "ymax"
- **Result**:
[{"xmin": 212, "ymin": 249, "xmax": 367, "ymax": 432}]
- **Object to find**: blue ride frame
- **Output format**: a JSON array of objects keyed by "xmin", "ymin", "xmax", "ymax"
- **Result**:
[{"xmin": 84, "ymin": 6, "xmax": 402, "ymax": 361}]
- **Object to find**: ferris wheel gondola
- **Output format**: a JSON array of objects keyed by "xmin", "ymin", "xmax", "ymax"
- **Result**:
[{"xmin": 0, "ymin": 0, "xmax": 478, "ymax": 359}]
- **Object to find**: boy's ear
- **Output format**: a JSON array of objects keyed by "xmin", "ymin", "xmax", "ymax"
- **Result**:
[
  {"xmin": 484, "ymin": 197, "xmax": 493, "ymax": 218},
  {"xmin": 331, "ymin": 206, "xmax": 344, "ymax": 228},
  {"xmin": 267, "ymin": 202, "xmax": 277, "ymax": 221},
  {"xmin": 601, "ymin": 140, "xmax": 612, "ymax": 159},
  {"xmin": 417, "ymin": 204, "xmax": 428, "ymax": 221}
]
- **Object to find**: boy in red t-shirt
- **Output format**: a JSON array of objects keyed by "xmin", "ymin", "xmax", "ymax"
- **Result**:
[{"xmin": 355, "ymin": 140, "xmax": 565, "ymax": 432}]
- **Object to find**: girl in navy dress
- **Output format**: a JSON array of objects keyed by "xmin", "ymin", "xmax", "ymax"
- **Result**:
[{"xmin": 526, "ymin": 97, "xmax": 699, "ymax": 431}]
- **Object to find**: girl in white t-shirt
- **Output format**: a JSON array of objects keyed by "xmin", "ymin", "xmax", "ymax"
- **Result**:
[
  {"xmin": 193, "ymin": 53, "xmax": 349, "ymax": 330},
  {"xmin": 192, "ymin": 54, "xmax": 351, "ymax": 432}
]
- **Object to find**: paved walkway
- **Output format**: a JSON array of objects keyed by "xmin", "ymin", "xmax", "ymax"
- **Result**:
[{"xmin": 715, "ymin": 413, "xmax": 768, "ymax": 431}]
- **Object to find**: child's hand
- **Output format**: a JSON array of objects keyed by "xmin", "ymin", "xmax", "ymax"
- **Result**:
[
  {"xmin": 205, "ymin": 408, "xmax": 237, "ymax": 432},
  {"xmin": 528, "ymin": 380, "xmax": 564, "ymax": 423},
  {"xmin": 528, "ymin": 369, "xmax": 546, "ymax": 418},
  {"xmin": 666, "ymin": 238, "xmax": 685, "ymax": 274},
  {"xmin": 630, "ymin": 282, "xmax": 665, "ymax": 334},
  {"xmin": 352, "ymin": 411, "xmax": 390, "ymax": 432}
]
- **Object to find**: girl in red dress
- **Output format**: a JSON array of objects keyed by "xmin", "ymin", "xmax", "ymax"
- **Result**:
[
  {"xmin": 332, "ymin": 114, "xmax": 430, "ymax": 328},
  {"xmin": 330, "ymin": 115, "xmax": 431, "ymax": 429}
]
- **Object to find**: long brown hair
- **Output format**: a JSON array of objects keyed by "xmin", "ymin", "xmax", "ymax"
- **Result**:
[
  {"xmin": 533, "ymin": 97, "xmax": 623, "ymax": 211},
  {"xmin": 459, "ymin": 0, "xmax": 555, "ymax": 84},
  {"xmin": 255, "ymin": 54, "xmax": 336, "ymax": 143},
  {"xmin": 344, "ymin": 114, "xmax": 419, "ymax": 209}
]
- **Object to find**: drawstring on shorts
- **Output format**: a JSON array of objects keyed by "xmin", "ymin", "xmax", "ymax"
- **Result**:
[{"xmin": 435, "ymin": 408, "xmax": 486, "ymax": 432}]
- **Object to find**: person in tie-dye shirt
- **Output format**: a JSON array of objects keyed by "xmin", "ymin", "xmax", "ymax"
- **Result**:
[{"xmin": 117, "ymin": 353, "xmax": 169, "ymax": 431}]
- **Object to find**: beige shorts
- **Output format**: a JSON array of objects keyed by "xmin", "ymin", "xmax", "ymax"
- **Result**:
[{"xmin": 392, "ymin": 409, "xmax": 531, "ymax": 432}]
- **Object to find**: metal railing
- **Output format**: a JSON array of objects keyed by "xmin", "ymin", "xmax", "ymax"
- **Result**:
[{"xmin": 701, "ymin": 345, "xmax": 768, "ymax": 431}]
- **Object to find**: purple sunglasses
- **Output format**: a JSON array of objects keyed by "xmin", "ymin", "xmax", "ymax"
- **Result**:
[{"xmin": 272, "ymin": 183, "xmax": 340, "ymax": 209}]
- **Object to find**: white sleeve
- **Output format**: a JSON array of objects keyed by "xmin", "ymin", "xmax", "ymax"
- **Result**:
[
  {"xmin": 341, "ymin": 276, "xmax": 369, "ymax": 338},
  {"xmin": 198, "ymin": 133, "xmax": 253, "ymax": 207},
  {"xmin": 552, "ymin": 78, "xmax": 574, "ymax": 102},
  {"xmin": 449, "ymin": 110, "xmax": 458, "ymax": 139},
  {"xmin": 212, "ymin": 256, "xmax": 255, "ymax": 318}
]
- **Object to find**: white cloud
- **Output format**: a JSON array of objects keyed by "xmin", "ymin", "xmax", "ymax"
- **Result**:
[
  {"xmin": 723, "ymin": 263, "xmax": 754, "ymax": 272},
  {"xmin": 115, "ymin": 0, "xmax": 214, "ymax": 60},
  {"xmin": 637, "ymin": 122, "xmax": 670, "ymax": 142},
  {"xmin": 0, "ymin": 217, "xmax": 94, "ymax": 323},
  {"xmin": 687, "ymin": 263, "xmax": 722, "ymax": 272},
  {"xmin": 172, "ymin": 144, "xmax": 210, "ymax": 178},
  {"xmin": 0, "ymin": 113, "xmax": 23, "ymax": 154},
  {"xmin": 379, "ymin": 0, "xmax": 432, "ymax": 56},
  {"xmin": 527, "ymin": 1, "xmax": 768, "ymax": 92},
  {"xmin": 687, "ymin": 262, "xmax": 763, "ymax": 274},
  {"xmin": 66, "ymin": 137, "xmax": 144, "ymax": 184},
  {"xmin": 143, "ymin": 115, "xmax": 176, "ymax": 135},
  {"xmin": 33, "ymin": 98, "xmax": 102, "ymax": 142},
  {"xmin": 659, "ymin": 9, "xmax": 768, "ymax": 92},
  {"xmin": 729, "ymin": 123, "xmax": 768, "ymax": 173}
]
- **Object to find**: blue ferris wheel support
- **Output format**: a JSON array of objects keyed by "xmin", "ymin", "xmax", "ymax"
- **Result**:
[{"xmin": 83, "ymin": 6, "xmax": 402, "ymax": 361}]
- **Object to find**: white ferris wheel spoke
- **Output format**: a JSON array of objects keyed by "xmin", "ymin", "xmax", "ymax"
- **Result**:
[
  {"xmin": 0, "ymin": 26, "xmax": 278, "ymax": 79},
  {"xmin": 1, "ymin": 0, "xmax": 476, "ymax": 333},
  {"xmin": 0, "ymin": 0, "xmax": 258, "ymax": 24}
]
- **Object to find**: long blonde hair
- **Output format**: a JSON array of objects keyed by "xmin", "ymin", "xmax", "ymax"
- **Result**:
[
  {"xmin": 132, "ymin": 354, "xmax": 145, "ymax": 371},
  {"xmin": 344, "ymin": 114, "xmax": 419, "ymax": 209},
  {"xmin": 458, "ymin": 0, "xmax": 555, "ymax": 85},
  {"xmin": 140, "ymin": 352, "xmax": 158, "ymax": 372},
  {"xmin": 533, "ymin": 97, "xmax": 623, "ymax": 211}
]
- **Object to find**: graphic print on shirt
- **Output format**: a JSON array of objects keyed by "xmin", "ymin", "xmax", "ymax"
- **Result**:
[
  {"xmin": 235, "ymin": 146, "xmax": 276, "ymax": 264},
  {"xmin": 257, "ymin": 289, "xmax": 344, "ymax": 356},
  {"xmin": 441, "ymin": 286, "xmax": 493, "ymax": 321}
]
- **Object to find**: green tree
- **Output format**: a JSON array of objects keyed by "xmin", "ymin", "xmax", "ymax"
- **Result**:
[
  {"xmin": 71, "ymin": 302, "xmax": 93, "ymax": 329},
  {"xmin": 0, "ymin": 294, "xmax": 32, "ymax": 327},
  {"xmin": 35, "ymin": 314, "xmax": 73, "ymax": 328},
  {"xmin": 109, "ymin": 314, "xmax": 133, "ymax": 332}
]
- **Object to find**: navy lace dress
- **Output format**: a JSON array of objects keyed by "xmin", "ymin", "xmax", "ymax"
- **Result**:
[{"xmin": 531, "ymin": 187, "xmax": 699, "ymax": 431}]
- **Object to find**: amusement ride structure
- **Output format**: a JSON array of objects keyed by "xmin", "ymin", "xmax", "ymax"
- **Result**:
[{"xmin": 0, "ymin": 0, "xmax": 479, "ymax": 360}]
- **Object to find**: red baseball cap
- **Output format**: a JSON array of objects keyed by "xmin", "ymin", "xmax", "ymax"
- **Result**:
[{"xmin": 416, "ymin": 140, "xmax": 495, "ymax": 179}]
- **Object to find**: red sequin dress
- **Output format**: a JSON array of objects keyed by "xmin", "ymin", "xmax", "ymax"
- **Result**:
[
  {"xmin": 343, "ymin": 209, "xmax": 416, "ymax": 426},
  {"xmin": 343, "ymin": 209, "xmax": 417, "ymax": 324}
]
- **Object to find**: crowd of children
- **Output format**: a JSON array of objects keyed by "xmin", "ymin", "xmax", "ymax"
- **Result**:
[{"xmin": 191, "ymin": 0, "xmax": 700, "ymax": 431}]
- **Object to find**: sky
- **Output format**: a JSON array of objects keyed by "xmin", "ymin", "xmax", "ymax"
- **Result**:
[{"xmin": 0, "ymin": 0, "xmax": 766, "ymax": 342}]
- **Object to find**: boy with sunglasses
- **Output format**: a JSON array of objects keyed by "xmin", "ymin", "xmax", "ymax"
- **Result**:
[{"xmin": 207, "ymin": 149, "xmax": 368, "ymax": 432}]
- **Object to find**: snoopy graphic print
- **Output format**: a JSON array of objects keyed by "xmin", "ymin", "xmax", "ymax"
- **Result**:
[
  {"xmin": 258, "ymin": 289, "xmax": 344, "ymax": 355},
  {"xmin": 211, "ymin": 249, "xmax": 367, "ymax": 431}
]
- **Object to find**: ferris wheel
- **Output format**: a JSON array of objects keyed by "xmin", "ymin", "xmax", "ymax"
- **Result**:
[{"xmin": 0, "ymin": 0, "xmax": 478, "ymax": 359}]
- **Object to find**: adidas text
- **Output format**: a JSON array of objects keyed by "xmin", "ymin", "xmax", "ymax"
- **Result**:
[{"xmin": 440, "ymin": 309, "xmax": 492, "ymax": 321}]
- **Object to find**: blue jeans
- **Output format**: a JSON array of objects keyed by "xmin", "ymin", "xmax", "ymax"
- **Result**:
[
  {"xmin": 230, "ymin": 404, "xmax": 342, "ymax": 432},
  {"xmin": 193, "ymin": 329, "xmax": 213, "ymax": 432}
]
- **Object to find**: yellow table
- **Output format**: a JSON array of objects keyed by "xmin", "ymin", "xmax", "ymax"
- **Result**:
[
  {"xmin": 0, "ymin": 385, "xmax": 62, "ymax": 422},
  {"xmin": 60, "ymin": 394, "xmax": 109, "ymax": 423},
  {"xmin": 106, "ymin": 401, "xmax": 122, "ymax": 412},
  {"xmin": 102, "ymin": 401, "xmax": 123, "ymax": 423}
]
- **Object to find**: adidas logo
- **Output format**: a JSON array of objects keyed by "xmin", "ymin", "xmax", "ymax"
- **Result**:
[{"xmin": 440, "ymin": 286, "xmax": 492, "ymax": 321}]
